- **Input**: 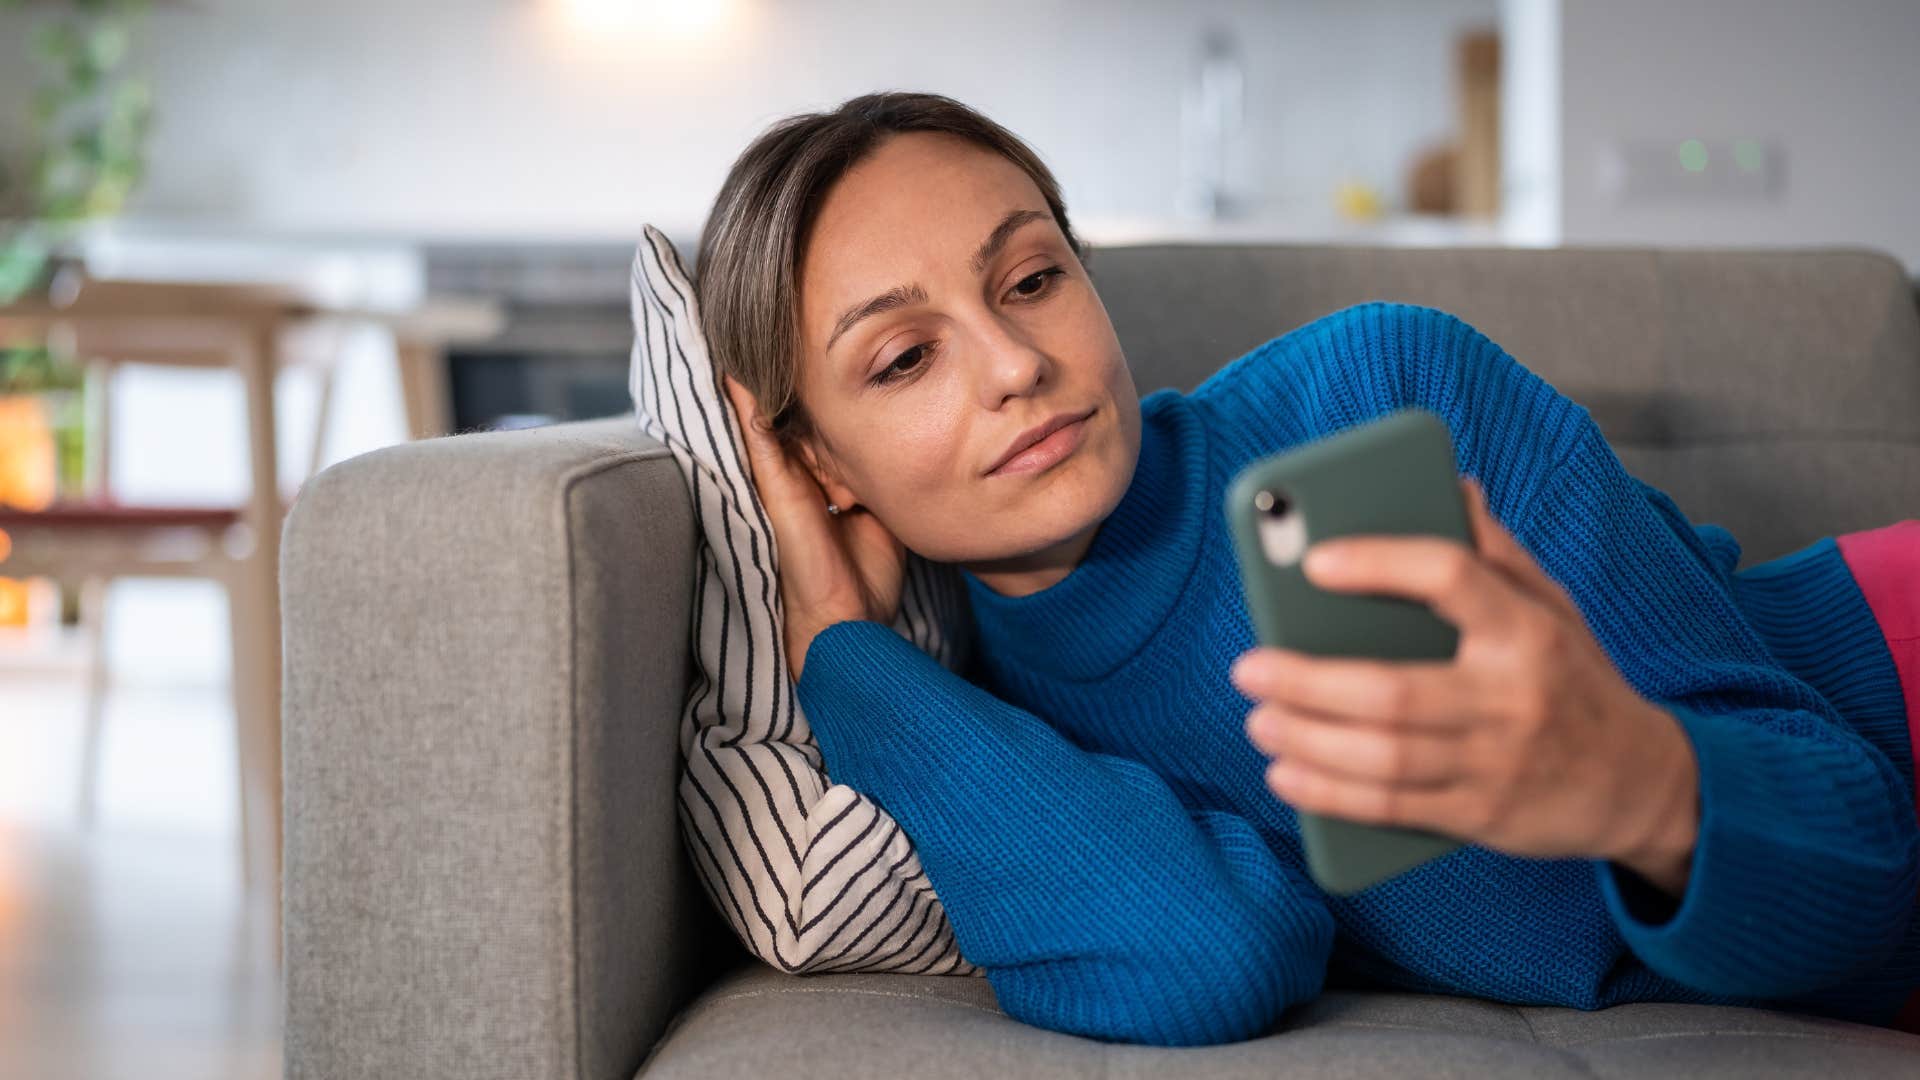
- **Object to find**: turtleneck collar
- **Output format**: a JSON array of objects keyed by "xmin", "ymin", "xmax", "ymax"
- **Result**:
[{"xmin": 960, "ymin": 388, "xmax": 1211, "ymax": 684}]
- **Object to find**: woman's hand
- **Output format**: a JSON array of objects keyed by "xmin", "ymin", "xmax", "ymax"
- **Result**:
[
  {"xmin": 722, "ymin": 374, "xmax": 907, "ymax": 680},
  {"xmin": 1231, "ymin": 476, "xmax": 1700, "ymax": 896}
]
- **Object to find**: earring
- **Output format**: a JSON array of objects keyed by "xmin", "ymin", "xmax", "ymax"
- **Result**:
[{"xmin": 826, "ymin": 502, "xmax": 842, "ymax": 516}]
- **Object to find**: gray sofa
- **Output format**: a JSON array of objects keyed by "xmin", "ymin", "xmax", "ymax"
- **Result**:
[{"xmin": 281, "ymin": 244, "xmax": 1920, "ymax": 1079}]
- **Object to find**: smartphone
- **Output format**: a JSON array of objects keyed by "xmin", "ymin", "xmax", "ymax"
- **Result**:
[{"xmin": 1224, "ymin": 407, "xmax": 1471, "ymax": 895}]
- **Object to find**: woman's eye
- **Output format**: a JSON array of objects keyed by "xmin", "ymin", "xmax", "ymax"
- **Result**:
[
  {"xmin": 873, "ymin": 343, "xmax": 929, "ymax": 386},
  {"xmin": 1011, "ymin": 266, "xmax": 1066, "ymax": 300},
  {"xmin": 869, "ymin": 268, "xmax": 1064, "ymax": 388}
]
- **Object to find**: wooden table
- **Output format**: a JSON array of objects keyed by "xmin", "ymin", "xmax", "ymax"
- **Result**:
[
  {"xmin": 0, "ymin": 275, "xmax": 502, "ymax": 959},
  {"xmin": 384, "ymin": 298, "xmax": 507, "ymax": 439}
]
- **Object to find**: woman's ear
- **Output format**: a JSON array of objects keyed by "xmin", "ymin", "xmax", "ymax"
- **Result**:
[{"xmin": 794, "ymin": 437, "xmax": 860, "ymax": 512}]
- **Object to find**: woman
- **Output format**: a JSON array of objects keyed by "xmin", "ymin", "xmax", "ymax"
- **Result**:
[{"xmin": 701, "ymin": 90, "xmax": 1920, "ymax": 1046}]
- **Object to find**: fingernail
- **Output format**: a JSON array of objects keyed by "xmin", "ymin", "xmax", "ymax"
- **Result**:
[{"xmin": 1303, "ymin": 545, "xmax": 1342, "ymax": 576}]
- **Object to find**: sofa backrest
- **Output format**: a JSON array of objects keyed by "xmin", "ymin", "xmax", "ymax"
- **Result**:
[{"xmin": 1087, "ymin": 244, "xmax": 1920, "ymax": 565}]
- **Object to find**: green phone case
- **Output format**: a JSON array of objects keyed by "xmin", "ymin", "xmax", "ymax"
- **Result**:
[{"xmin": 1224, "ymin": 407, "xmax": 1470, "ymax": 894}]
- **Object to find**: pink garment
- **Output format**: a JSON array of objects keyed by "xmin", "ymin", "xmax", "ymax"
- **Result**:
[
  {"xmin": 1836, "ymin": 520, "xmax": 1920, "ymax": 828},
  {"xmin": 1834, "ymin": 520, "xmax": 1920, "ymax": 1032}
]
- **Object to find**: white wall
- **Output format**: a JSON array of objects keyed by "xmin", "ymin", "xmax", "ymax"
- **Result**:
[
  {"xmin": 0, "ymin": 0, "xmax": 1497, "ymax": 507},
  {"xmin": 1559, "ymin": 0, "xmax": 1920, "ymax": 271},
  {"xmin": 2, "ymin": 0, "xmax": 1498, "ymax": 241},
  {"xmin": 11, "ymin": 2, "xmax": 1916, "ymax": 261},
  {"xmin": 1498, "ymin": 0, "xmax": 1559, "ymax": 246}
]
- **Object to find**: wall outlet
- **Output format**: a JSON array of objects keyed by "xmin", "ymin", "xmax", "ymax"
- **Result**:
[{"xmin": 1596, "ymin": 138, "xmax": 1786, "ymax": 203}]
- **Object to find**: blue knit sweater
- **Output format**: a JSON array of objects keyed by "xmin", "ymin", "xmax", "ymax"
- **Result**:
[{"xmin": 792, "ymin": 302, "xmax": 1920, "ymax": 1046}]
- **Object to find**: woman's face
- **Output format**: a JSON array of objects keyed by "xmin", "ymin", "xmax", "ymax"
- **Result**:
[{"xmin": 792, "ymin": 131, "xmax": 1141, "ymax": 595}]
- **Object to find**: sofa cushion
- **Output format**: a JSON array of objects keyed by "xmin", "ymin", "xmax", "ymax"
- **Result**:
[
  {"xmin": 637, "ymin": 961, "xmax": 1920, "ymax": 1078},
  {"xmin": 1086, "ymin": 244, "xmax": 1920, "ymax": 565}
]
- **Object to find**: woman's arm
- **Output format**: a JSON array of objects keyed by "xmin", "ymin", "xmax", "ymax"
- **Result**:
[
  {"xmin": 1524, "ymin": 420, "xmax": 1919, "ymax": 998},
  {"xmin": 796, "ymin": 619, "xmax": 1336, "ymax": 1046},
  {"xmin": 1397, "ymin": 298, "xmax": 1916, "ymax": 995},
  {"xmin": 1228, "ymin": 302, "xmax": 1916, "ymax": 999},
  {"xmin": 1401, "ymin": 299, "xmax": 1920, "ymax": 996}
]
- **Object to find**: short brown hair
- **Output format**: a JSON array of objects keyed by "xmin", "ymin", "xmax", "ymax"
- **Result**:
[{"xmin": 694, "ymin": 90, "xmax": 1090, "ymax": 452}]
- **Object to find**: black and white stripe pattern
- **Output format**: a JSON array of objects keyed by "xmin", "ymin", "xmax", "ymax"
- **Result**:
[{"xmin": 627, "ymin": 226, "xmax": 983, "ymax": 976}]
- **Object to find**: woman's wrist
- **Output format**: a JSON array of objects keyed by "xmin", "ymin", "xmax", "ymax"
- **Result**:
[
  {"xmin": 1609, "ymin": 703, "xmax": 1700, "ymax": 897},
  {"xmin": 790, "ymin": 623, "xmax": 827, "ymax": 683},
  {"xmin": 789, "ymin": 614, "xmax": 873, "ymax": 682}
]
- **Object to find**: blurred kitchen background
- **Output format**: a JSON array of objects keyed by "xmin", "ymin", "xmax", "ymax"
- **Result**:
[{"xmin": 0, "ymin": 1, "xmax": 1916, "ymax": 1076}]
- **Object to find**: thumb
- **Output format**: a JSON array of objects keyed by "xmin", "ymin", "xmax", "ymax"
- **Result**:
[{"xmin": 841, "ymin": 507, "xmax": 907, "ymax": 622}]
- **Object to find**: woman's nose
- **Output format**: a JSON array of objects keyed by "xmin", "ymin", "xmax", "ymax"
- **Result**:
[{"xmin": 971, "ymin": 319, "xmax": 1051, "ymax": 405}]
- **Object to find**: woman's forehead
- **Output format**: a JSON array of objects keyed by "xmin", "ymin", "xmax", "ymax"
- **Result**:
[{"xmin": 810, "ymin": 137, "xmax": 1041, "ymax": 261}]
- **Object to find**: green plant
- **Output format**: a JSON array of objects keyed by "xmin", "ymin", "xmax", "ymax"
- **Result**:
[
  {"xmin": 0, "ymin": 1, "xmax": 148, "ymax": 509},
  {"xmin": 2, "ymin": 342, "xmax": 81, "ymax": 393},
  {"xmin": 0, "ymin": 0, "xmax": 154, "ymax": 305}
]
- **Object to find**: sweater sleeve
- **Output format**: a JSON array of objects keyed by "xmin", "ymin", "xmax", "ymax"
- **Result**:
[
  {"xmin": 1525, "ymin": 422, "xmax": 1920, "ymax": 999},
  {"xmin": 794, "ymin": 618, "xmax": 1336, "ymax": 1047},
  {"xmin": 1318, "ymin": 301, "xmax": 1919, "ymax": 998}
]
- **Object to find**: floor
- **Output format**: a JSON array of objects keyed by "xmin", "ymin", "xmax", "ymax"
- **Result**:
[
  {"xmin": 0, "ymin": 578, "xmax": 280, "ymax": 1080},
  {"xmin": 0, "ymin": 326, "xmax": 405, "ymax": 1080}
]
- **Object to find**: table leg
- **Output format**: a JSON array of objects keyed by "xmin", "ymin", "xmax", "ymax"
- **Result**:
[
  {"xmin": 395, "ymin": 338, "xmax": 451, "ymax": 440},
  {"xmin": 234, "ymin": 324, "xmax": 285, "ymax": 967}
]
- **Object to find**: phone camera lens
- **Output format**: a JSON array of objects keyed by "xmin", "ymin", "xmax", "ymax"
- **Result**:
[{"xmin": 1254, "ymin": 488, "xmax": 1291, "ymax": 517}]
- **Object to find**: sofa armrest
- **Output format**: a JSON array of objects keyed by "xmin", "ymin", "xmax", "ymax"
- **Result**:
[{"xmin": 283, "ymin": 415, "xmax": 735, "ymax": 1080}]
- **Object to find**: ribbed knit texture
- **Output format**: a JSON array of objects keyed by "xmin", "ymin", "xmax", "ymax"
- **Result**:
[
  {"xmin": 793, "ymin": 302, "xmax": 1920, "ymax": 1045},
  {"xmin": 1722, "ymin": 533, "xmax": 1920, "ymax": 1022}
]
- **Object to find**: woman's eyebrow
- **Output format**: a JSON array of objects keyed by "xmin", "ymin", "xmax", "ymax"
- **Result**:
[
  {"xmin": 968, "ymin": 207, "xmax": 1051, "ymax": 275},
  {"xmin": 825, "ymin": 208, "xmax": 1051, "ymax": 354}
]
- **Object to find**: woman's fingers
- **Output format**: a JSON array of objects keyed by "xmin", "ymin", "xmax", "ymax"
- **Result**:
[
  {"xmin": 723, "ymin": 374, "xmax": 782, "ymax": 472},
  {"xmin": 1301, "ymin": 530, "xmax": 1524, "ymax": 637},
  {"xmin": 723, "ymin": 374, "xmax": 823, "ymax": 518},
  {"xmin": 720, "ymin": 373, "xmax": 902, "ymax": 624},
  {"xmin": 1229, "ymin": 648, "xmax": 1475, "ymax": 729},
  {"xmin": 1246, "ymin": 703, "xmax": 1462, "ymax": 786},
  {"xmin": 722, "ymin": 375, "xmax": 835, "ymax": 599}
]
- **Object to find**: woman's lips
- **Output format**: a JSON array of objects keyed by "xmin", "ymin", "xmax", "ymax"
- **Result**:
[{"xmin": 988, "ymin": 409, "xmax": 1092, "ymax": 477}]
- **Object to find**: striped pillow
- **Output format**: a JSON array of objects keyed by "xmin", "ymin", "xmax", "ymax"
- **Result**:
[{"xmin": 627, "ymin": 226, "xmax": 984, "ymax": 976}]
